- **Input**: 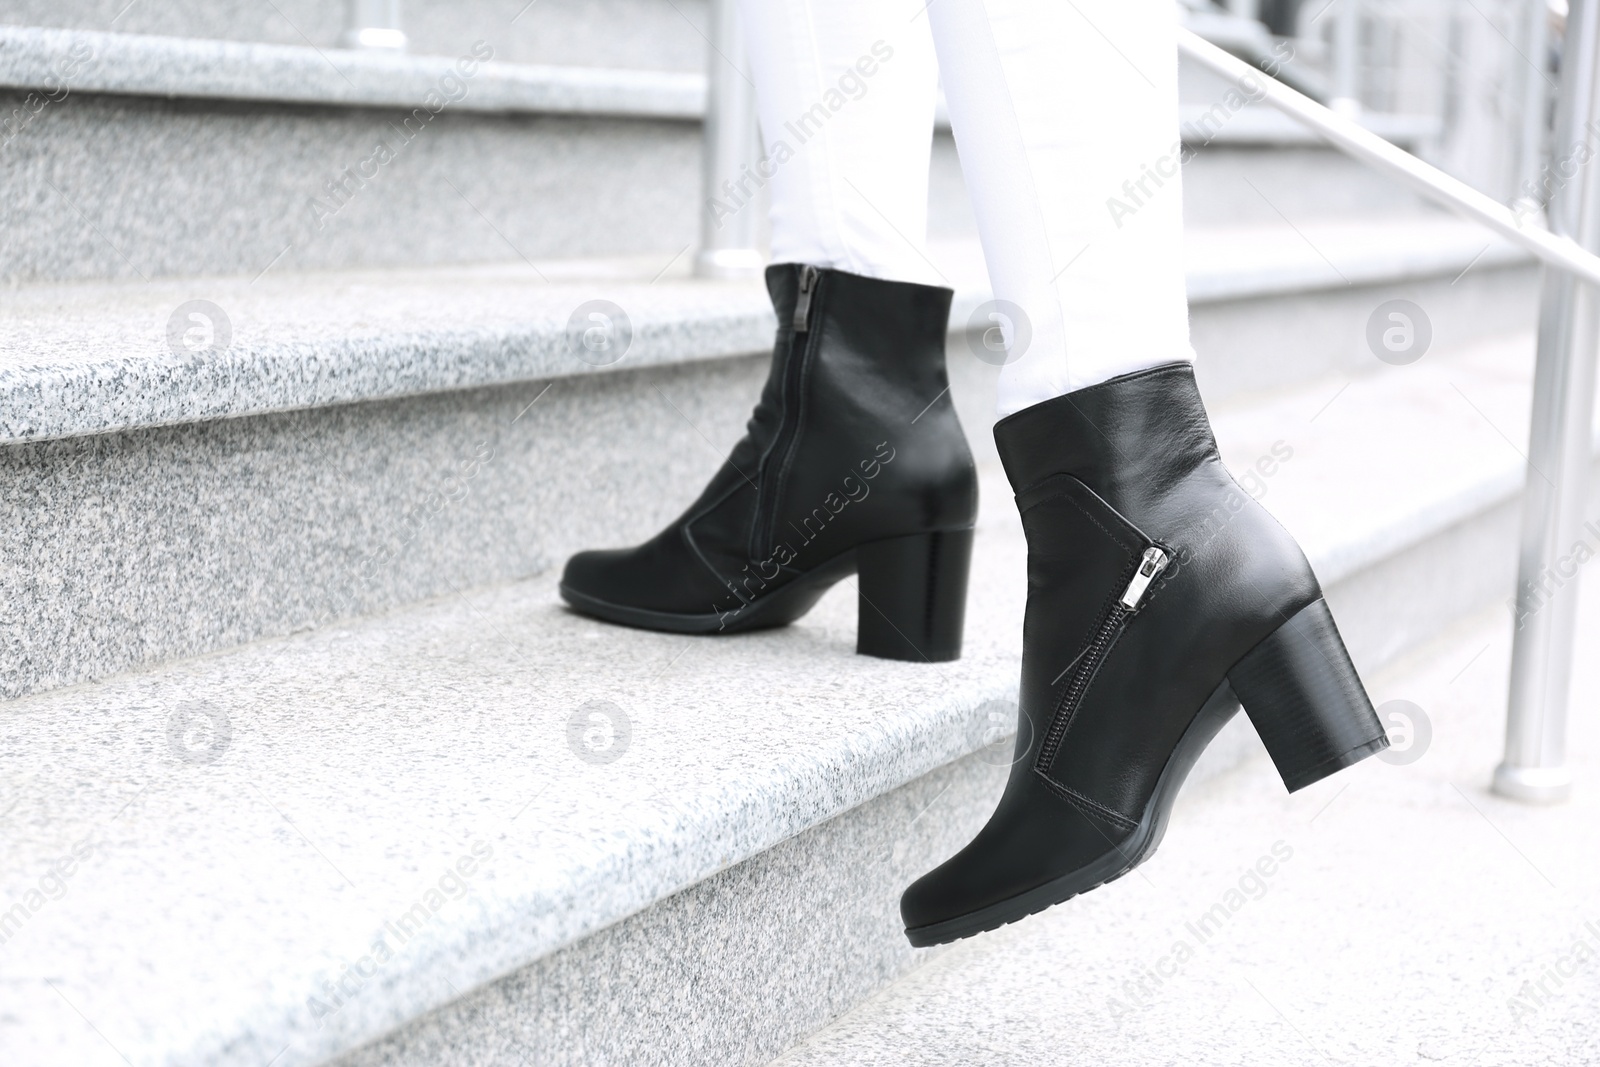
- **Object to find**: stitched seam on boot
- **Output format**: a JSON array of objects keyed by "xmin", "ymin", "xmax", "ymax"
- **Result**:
[
  {"xmin": 1034, "ymin": 774, "xmax": 1140, "ymax": 831},
  {"xmin": 683, "ymin": 478, "xmax": 757, "ymax": 607},
  {"xmin": 1018, "ymin": 481, "xmax": 1133, "ymax": 544}
]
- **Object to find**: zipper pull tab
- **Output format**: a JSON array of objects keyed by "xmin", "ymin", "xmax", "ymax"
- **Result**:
[
  {"xmin": 793, "ymin": 266, "xmax": 819, "ymax": 333},
  {"xmin": 1119, "ymin": 547, "xmax": 1169, "ymax": 610}
]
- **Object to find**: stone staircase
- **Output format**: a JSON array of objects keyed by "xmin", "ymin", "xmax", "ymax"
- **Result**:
[{"xmin": 0, "ymin": 6, "xmax": 1585, "ymax": 1066}]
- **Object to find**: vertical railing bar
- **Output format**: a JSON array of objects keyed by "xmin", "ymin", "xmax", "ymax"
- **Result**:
[
  {"xmin": 1515, "ymin": 0, "xmax": 1554, "ymax": 215},
  {"xmin": 1495, "ymin": 0, "xmax": 1600, "ymax": 805},
  {"xmin": 1332, "ymin": 0, "xmax": 1364, "ymax": 113},
  {"xmin": 694, "ymin": 0, "xmax": 764, "ymax": 280},
  {"xmin": 341, "ymin": 0, "xmax": 407, "ymax": 52}
]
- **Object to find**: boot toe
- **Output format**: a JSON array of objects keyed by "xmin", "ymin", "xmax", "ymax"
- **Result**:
[
  {"xmin": 560, "ymin": 547, "xmax": 631, "ymax": 604},
  {"xmin": 900, "ymin": 786, "xmax": 1141, "ymax": 941},
  {"xmin": 560, "ymin": 532, "xmax": 733, "ymax": 617},
  {"xmin": 899, "ymin": 837, "xmax": 1017, "ymax": 935},
  {"xmin": 899, "ymin": 861, "xmax": 962, "ymax": 933}
]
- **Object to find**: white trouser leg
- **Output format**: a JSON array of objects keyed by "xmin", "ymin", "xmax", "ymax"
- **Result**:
[
  {"xmin": 736, "ymin": 0, "xmax": 1193, "ymax": 413},
  {"xmin": 927, "ymin": 0, "xmax": 1192, "ymax": 413},
  {"xmin": 734, "ymin": 0, "xmax": 941, "ymax": 285}
]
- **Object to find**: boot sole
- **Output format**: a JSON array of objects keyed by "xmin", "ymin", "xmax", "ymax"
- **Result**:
[
  {"xmin": 560, "ymin": 528, "xmax": 974, "ymax": 662},
  {"xmin": 560, "ymin": 551, "xmax": 855, "ymax": 636},
  {"xmin": 905, "ymin": 599, "xmax": 1390, "ymax": 946}
]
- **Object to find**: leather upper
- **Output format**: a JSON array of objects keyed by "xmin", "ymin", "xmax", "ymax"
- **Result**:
[
  {"xmin": 562, "ymin": 264, "xmax": 978, "ymax": 619},
  {"xmin": 902, "ymin": 362, "xmax": 1323, "ymax": 930}
]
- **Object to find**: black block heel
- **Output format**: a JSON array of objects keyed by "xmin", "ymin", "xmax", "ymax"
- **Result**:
[
  {"xmin": 855, "ymin": 528, "xmax": 974, "ymax": 662},
  {"xmin": 1227, "ymin": 598, "xmax": 1390, "ymax": 792}
]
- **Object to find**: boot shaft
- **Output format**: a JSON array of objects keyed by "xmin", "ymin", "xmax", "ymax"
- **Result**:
[
  {"xmin": 706, "ymin": 265, "xmax": 977, "ymax": 575},
  {"xmin": 993, "ymin": 362, "xmax": 1313, "ymax": 595},
  {"xmin": 993, "ymin": 363, "xmax": 1322, "ymax": 818},
  {"xmin": 993, "ymin": 363, "xmax": 1221, "ymax": 533}
]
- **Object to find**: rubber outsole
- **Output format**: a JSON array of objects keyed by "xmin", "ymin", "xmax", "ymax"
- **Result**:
[
  {"xmin": 560, "ymin": 529, "xmax": 974, "ymax": 664},
  {"xmin": 559, "ymin": 551, "xmax": 858, "ymax": 636}
]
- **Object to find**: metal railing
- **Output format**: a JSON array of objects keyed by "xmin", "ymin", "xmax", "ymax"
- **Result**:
[
  {"xmin": 1284, "ymin": 0, "xmax": 1554, "ymax": 212},
  {"xmin": 1181, "ymin": 29, "xmax": 1600, "ymax": 285},
  {"xmin": 693, "ymin": 0, "xmax": 765, "ymax": 280},
  {"xmin": 1184, "ymin": 26, "xmax": 1598, "ymax": 803},
  {"xmin": 1516, "ymin": 0, "xmax": 1556, "ymax": 213},
  {"xmin": 1496, "ymin": 0, "xmax": 1600, "ymax": 803},
  {"xmin": 341, "ymin": 0, "xmax": 407, "ymax": 52}
]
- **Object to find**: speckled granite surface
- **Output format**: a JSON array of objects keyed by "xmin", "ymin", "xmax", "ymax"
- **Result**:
[
  {"xmin": 769, "ymin": 584, "xmax": 1600, "ymax": 1067},
  {"xmin": 0, "ymin": 305, "xmax": 1563, "ymax": 705},
  {"xmin": 0, "ymin": 222, "xmax": 1525, "ymax": 443},
  {"xmin": 6, "ymin": 349, "xmax": 1589, "ymax": 1064},
  {"xmin": 0, "ymin": 92, "xmax": 706, "ymax": 285},
  {"xmin": 327, "ymin": 749, "xmax": 1013, "ymax": 1067},
  {"xmin": 1180, "ymin": 219, "xmax": 1526, "ymax": 304},
  {"xmin": 4, "ymin": 323, "xmax": 1588, "ymax": 1065},
  {"xmin": 0, "ymin": 263, "xmax": 772, "ymax": 443},
  {"xmin": 0, "ymin": 25, "xmax": 706, "ymax": 117},
  {"xmin": 0, "ymin": 517, "xmax": 1029, "ymax": 1067},
  {"xmin": 0, "ymin": 0, "xmax": 711, "ymax": 72},
  {"xmin": 0, "ymin": 353, "xmax": 770, "ymax": 700}
]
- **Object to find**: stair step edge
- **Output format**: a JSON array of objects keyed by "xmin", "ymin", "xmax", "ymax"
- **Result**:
[
  {"xmin": 0, "ymin": 24, "xmax": 705, "ymax": 119},
  {"xmin": 0, "ymin": 225, "xmax": 1531, "ymax": 446}
]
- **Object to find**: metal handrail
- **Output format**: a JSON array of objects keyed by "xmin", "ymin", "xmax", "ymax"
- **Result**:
[
  {"xmin": 1517, "ymin": 0, "xmax": 1554, "ymax": 211},
  {"xmin": 1178, "ymin": 28, "xmax": 1600, "ymax": 287},
  {"xmin": 1181, "ymin": 24, "xmax": 1599, "ymax": 803}
]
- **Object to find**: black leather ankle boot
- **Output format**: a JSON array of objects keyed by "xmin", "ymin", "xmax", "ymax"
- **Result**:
[
  {"xmin": 560, "ymin": 264, "xmax": 979, "ymax": 661},
  {"xmin": 900, "ymin": 362, "xmax": 1388, "ymax": 944}
]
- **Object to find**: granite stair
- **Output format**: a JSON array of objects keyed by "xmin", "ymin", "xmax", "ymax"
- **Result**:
[
  {"xmin": 2, "ymin": 15, "xmax": 1443, "ymax": 285},
  {"xmin": 6, "ymin": 313, "xmax": 1594, "ymax": 1064}
]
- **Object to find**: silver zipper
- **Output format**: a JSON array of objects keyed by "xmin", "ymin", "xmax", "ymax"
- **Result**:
[
  {"xmin": 1036, "ymin": 543, "xmax": 1170, "ymax": 778},
  {"xmin": 1119, "ymin": 546, "xmax": 1169, "ymax": 610},
  {"xmin": 755, "ymin": 266, "xmax": 821, "ymax": 554},
  {"xmin": 793, "ymin": 266, "xmax": 819, "ymax": 332}
]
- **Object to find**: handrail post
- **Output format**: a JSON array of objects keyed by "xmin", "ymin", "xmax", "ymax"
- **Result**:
[
  {"xmin": 1330, "ymin": 0, "xmax": 1363, "ymax": 115},
  {"xmin": 1495, "ymin": 0, "xmax": 1600, "ymax": 804},
  {"xmin": 341, "ymin": 0, "xmax": 407, "ymax": 51},
  {"xmin": 1515, "ymin": 0, "xmax": 1553, "ymax": 216},
  {"xmin": 694, "ymin": 0, "xmax": 765, "ymax": 280}
]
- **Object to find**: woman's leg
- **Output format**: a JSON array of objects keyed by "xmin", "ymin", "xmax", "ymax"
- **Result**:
[
  {"xmin": 560, "ymin": 0, "xmax": 977, "ymax": 660},
  {"xmin": 901, "ymin": 0, "xmax": 1389, "ymax": 946},
  {"xmin": 735, "ymin": 0, "xmax": 942, "ymax": 285},
  {"xmin": 925, "ymin": 0, "xmax": 1193, "ymax": 413}
]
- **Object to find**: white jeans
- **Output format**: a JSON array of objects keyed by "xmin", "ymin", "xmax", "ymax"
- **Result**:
[{"xmin": 736, "ymin": 0, "xmax": 1194, "ymax": 415}]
